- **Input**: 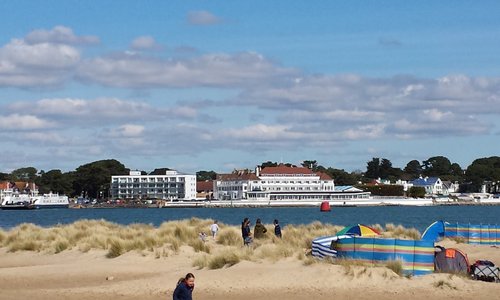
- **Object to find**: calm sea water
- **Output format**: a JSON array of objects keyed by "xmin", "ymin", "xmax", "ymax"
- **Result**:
[{"xmin": 1, "ymin": 206, "xmax": 499, "ymax": 232}]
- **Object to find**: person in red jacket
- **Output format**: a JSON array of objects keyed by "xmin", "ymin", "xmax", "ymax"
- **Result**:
[{"xmin": 173, "ymin": 273, "xmax": 195, "ymax": 300}]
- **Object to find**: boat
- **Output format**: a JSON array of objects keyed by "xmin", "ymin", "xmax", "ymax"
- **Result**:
[
  {"xmin": 31, "ymin": 193, "xmax": 69, "ymax": 209},
  {"xmin": 1, "ymin": 194, "xmax": 34, "ymax": 210}
]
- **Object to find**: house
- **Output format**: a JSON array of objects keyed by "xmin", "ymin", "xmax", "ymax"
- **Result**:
[
  {"xmin": 411, "ymin": 177, "xmax": 443, "ymax": 195},
  {"xmin": 442, "ymin": 181, "xmax": 460, "ymax": 195},
  {"xmin": 213, "ymin": 164, "xmax": 370, "ymax": 201},
  {"xmin": 196, "ymin": 180, "xmax": 214, "ymax": 200},
  {"xmin": 110, "ymin": 170, "xmax": 196, "ymax": 200}
]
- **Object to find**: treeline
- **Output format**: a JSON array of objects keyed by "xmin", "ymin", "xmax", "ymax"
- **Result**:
[{"xmin": 1, "ymin": 156, "xmax": 499, "ymax": 197}]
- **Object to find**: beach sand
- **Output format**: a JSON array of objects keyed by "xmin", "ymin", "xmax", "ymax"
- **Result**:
[{"xmin": 0, "ymin": 240, "xmax": 499, "ymax": 300}]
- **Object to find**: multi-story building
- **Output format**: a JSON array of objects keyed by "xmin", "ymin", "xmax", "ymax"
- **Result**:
[
  {"xmin": 110, "ymin": 170, "xmax": 196, "ymax": 200},
  {"xmin": 411, "ymin": 176, "xmax": 443, "ymax": 195},
  {"xmin": 214, "ymin": 165, "xmax": 369, "ymax": 201}
]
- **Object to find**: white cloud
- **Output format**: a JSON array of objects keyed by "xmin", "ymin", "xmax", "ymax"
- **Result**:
[
  {"xmin": 24, "ymin": 26, "xmax": 99, "ymax": 45},
  {"xmin": 187, "ymin": 10, "xmax": 221, "ymax": 25},
  {"xmin": 0, "ymin": 114, "xmax": 56, "ymax": 130},
  {"xmin": 77, "ymin": 52, "xmax": 295, "ymax": 88},
  {"xmin": 130, "ymin": 36, "xmax": 162, "ymax": 50},
  {"xmin": 0, "ymin": 38, "xmax": 80, "ymax": 87}
]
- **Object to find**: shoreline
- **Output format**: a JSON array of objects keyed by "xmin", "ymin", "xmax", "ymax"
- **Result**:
[{"xmin": 69, "ymin": 198, "xmax": 500, "ymax": 209}]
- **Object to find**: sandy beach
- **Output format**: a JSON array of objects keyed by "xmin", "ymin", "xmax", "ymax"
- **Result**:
[{"xmin": 0, "ymin": 221, "xmax": 499, "ymax": 300}]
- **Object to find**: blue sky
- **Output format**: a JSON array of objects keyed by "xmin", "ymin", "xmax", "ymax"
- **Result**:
[{"xmin": 1, "ymin": 1, "xmax": 499, "ymax": 174}]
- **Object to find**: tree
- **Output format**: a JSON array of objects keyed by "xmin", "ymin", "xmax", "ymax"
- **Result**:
[
  {"xmin": 422, "ymin": 156, "xmax": 452, "ymax": 177},
  {"xmin": 10, "ymin": 167, "xmax": 38, "ymax": 181},
  {"xmin": 301, "ymin": 160, "xmax": 318, "ymax": 171},
  {"xmin": 73, "ymin": 159, "xmax": 128, "ymax": 198},
  {"xmin": 365, "ymin": 158, "xmax": 381, "ymax": 179},
  {"xmin": 196, "ymin": 170, "xmax": 217, "ymax": 181},
  {"xmin": 365, "ymin": 158, "xmax": 400, "ymax": 180},
  {"xmin": 407, "ymin": 186, "xmax": 426, "ymax": 198},
  {"xmin": 465, "ymin": 156, "xmax": 500, "ymax": 192},
  {"xmin": 260, "ymin": 161, "xmax": 278, "ymax": 168},
  {"xmin": 0, "ymin": 172, "xmax": 8, "ymax": 181},
  {"xmin": 325, "ymin": 168, "xmax": 358, "ymax": 185},
  {"xmin": 36, "ymin": 169, "xmax": 74, "ymax": 195},
  {"xmin": 149, "ymin": 168, "xmax": 171, "ymax": 175},
  {"xmin": 404, "ymin": 160, "xmax": 422, "ymax": 178}
]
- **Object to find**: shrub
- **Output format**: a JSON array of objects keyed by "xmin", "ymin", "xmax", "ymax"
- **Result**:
[
  {"xmin": 8, "ymin": 240, "xmax": 41, "ymax": 252},
  {"xmin": 208, "ymin": 252, "xmax": 240, "ymax": 269},
  {"xmin": 106, "ymin": 240, "xmax": 125, "ymax": 258},
  {"xmin": 189, "ymin": 239, "xmax": 211, "ymax": 254},
  {"xmin": 192, "ymin": 255, "xmax": 209, "ymax": 269},
  {"xmin": 54, "ymin": 239, "xmax": 70, "ymax": 253},
  {"xmin": 217, "ymin": 229, "xmax": 241, "ymax": 246},
  {"xmin": 385, "ymin": 260, "xmax": 403, "ymax": 276}
]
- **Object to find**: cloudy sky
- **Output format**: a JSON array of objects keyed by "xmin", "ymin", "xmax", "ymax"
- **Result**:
[{"xmin": 1, "ymin": 1, "xmax": 499, "ymax": 173}]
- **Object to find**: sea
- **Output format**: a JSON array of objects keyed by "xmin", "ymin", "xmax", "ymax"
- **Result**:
[{"xmin": 1, "ymin": 206, "xmax": 499, "ymax": 232}]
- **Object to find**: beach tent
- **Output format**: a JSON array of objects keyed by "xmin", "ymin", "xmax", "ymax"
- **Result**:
[
  {"xmin": 311, "ymin": 235, "xmax": 352, "ymax": 259},
  {"xmin": 434, "ymin": 246, "xmax": 470, "ymax": 274},
  {"xmin": 421, "ymin": 221, "xmax": 446, "ymax": 241},
  {"xmin": 336, "ymin": 224, "xmax": 380, "ymax": 237}
]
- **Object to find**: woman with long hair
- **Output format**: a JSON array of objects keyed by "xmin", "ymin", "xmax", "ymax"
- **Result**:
[{"xmin": 173, "ymin": 273, "xmax": 195, "ymax": 300}]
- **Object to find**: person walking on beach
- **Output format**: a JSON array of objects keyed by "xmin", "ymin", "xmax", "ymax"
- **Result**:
[
  {"xmin": 210, "ymin": 220, "xmax": 219, "ymax": 239},
  {"xmin": 253, "ymin": 218, "xmax": 267, "ymax": 239},
  {"xmin": 241, "ymin": 217, "xmax": 252, "ymax": 246},
  {"xmin": 274, "ymin": 219, "xmax": 282, "ymax": 238},
  {"xmin": 173, "ymin": 273, "xmax": 195, "ymax": 300}
]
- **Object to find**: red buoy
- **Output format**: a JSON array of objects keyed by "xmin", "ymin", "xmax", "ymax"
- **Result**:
[{"xmin": 320, "ymin": 201, "xmax": 331, "ymax": 212}]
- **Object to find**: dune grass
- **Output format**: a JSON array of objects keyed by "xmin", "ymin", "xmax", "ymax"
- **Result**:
[{"xmin": 0, "ymin": 218, "xmax": 424, "ymax": 272}]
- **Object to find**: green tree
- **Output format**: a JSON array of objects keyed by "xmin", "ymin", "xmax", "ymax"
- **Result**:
[
  {"xmin": 0, "ymin": 172, "xmax": 8, "ymax": 181},
  {"xmin": 465, "ymin": 156, "xmax": 500, "ymax": 192},
  {"xmin": 36, "ymin": 169, "xmax": 74, "ymax": 195},
  {"xmin": 149, "ymin": 168, "xmax": 171, "ymax": 175},
  {"xmin": 407, "ymin": 186, "xmax": 426, "ymax": 198},
  {"xmin": 422, "ymin": 156, "xmax": 452, "ymax": 177},
  {"xmin": 301, "ymin": 160, "xmax": 318, "ymax": 170},
  {"xmin": 196, "ymin": 170, "xmax": 217, "ymax": 181},
  {"xmin": 10, "ymin": 167, "xmax": 38, "ymax": 181},
  {"xmin": 325, "ymin": 168, "xmax": 358, "ymax": 185},
  {"xmin": 365, "ymin": 158, "xmax": 381, "ymax": 179},
  {"xmin": 73, "ymin": 159, "xmax": 128, "ymax": 198},
  {"xmin": 404, "ymin": 160, "xmax": 422, "ymax": 178}
]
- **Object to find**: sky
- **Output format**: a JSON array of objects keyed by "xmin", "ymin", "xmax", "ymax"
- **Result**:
[{"xmin": 1, "ymin": 1, "xmax": 500, "ymax": 174}]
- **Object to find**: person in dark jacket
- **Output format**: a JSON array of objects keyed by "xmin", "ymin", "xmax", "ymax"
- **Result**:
[
  {"xmin": 253, "ymin": 218, "xmax": 267, "ymax": 239},
  {"xmin": 274, "ymin": 219, "xmax": 282, "ymax": 238},
  {"xmin": 241, "ymin": 217, "xmax": 252, "ymax": 245},
  {"xmin": 173, "ymin": 273, "xmax": 195, "ymax": 300}
]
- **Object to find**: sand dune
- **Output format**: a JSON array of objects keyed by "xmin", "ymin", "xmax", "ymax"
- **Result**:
[
  {"xmin": 1, "ymin": 240, "xmax": 499, "ymax": 300},
  {"xmin": 1, "ymin": 220, "xmax": 499, "ymax": 299}
]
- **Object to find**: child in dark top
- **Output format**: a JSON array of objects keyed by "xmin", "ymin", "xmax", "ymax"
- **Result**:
[
  {"xmin": 274, "ymin": 219, "xmax": 282, "ymax": 238},
  {"xmin": 173, "ymin": 273, "xmax": 195, "ymax": 300},
  {"xmin": 241, "ymin": 217, "xmax": 252, "ymax": 245}
]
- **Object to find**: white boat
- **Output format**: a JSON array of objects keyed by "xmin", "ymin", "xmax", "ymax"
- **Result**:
[
  {"xmin": 1, "ymin": 194, "xmax": 34, "ymax": 210},
  {"xmin": 31, "ymin": 193, "xmax": 69, "ymax": 209}
]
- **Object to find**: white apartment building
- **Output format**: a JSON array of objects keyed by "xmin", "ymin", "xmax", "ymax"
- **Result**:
[
  {"xmin": 110, "ymin": 170, "xmax": 196, "ymax": 200},
  {"xmin": 214, "ymin": 165, "xmax": 369, "ymax": 201}
]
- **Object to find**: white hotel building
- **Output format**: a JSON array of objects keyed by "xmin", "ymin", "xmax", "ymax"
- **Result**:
[
  {"xmin": 214, "ymin": 165, "xmax": 369, "ymax": 201},
  {"xmin": 110, "ymin": 170, "xmax": 197, "ymax": 200}
]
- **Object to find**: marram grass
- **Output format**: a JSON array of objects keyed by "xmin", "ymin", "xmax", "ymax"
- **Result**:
[{"xmin": 0, "ymin": 218, "xmax": 422, "ymax": 270}]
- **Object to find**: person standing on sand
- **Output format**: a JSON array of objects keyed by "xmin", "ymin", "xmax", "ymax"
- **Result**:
[
  {"xmin": 241, "ymin": 217, "xmax": 252, "ymax": 245},
  {"xmin": 210, "ymin": 220, "xmax": 219, "ymax": 239},
  {"xmin": 274, "ymin": 219, "xmax": 282, "ymax": 238},
  {"xmin": 253, "ymin": 218, "xmax": 267, "ymax": 239},
  {"xmin": 173, "ymin": 273, "xmax": 195, "ymax": 300}
]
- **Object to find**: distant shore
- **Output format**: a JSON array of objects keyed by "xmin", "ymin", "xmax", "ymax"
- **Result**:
[{"xmin": 70, "ymin": 198, "xmax": 500, "ymax": 209}]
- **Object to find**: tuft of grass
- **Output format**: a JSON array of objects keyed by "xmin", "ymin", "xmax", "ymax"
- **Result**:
[
  {"xmin": 217, "ymin": 228, "xmax": 241, "ymax": 246},
  {"xmin": 434, "ymin": 279, "xmax": 457, "ymax": 290},
  {"xmin": 0, "ymin": 229, "xmax": 5, "ymax": 244},
  {"xmin": 208, "ymin": 251, "xmax": 241, "ymax": 269},
  {"xmin": 303, "ymin": 256, "xmax": 317, "ymax": 266},
  {"xmin": 106, "ymin": 240, "xmax": 124, "ymax": 258},
  {"xmin": 192, "ymin": 254, "xmax": 209, "ymax": 269},
  {"xmin": 189, "ymin": 239, "xmax": 211, "ymax": 253},
  {"xmin": 385, "ymin": 260, "xmax": 403, "ymax": 276},
  {"xmin": 54, "ymin": 238, "xmax": 70, "ymax": 254},
  {"xmin": 8, "ymin": 240, "xmax": 41, "ymax": 252}
]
